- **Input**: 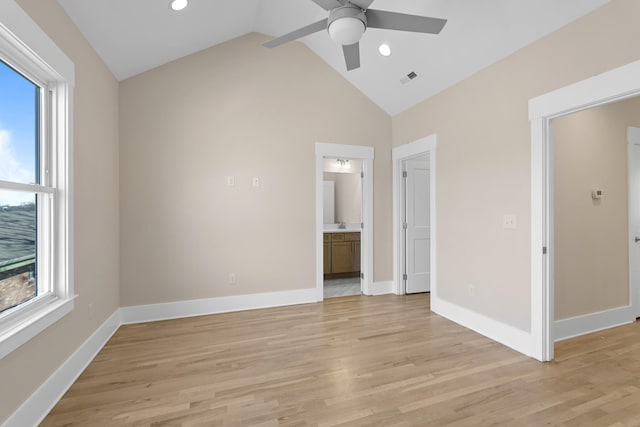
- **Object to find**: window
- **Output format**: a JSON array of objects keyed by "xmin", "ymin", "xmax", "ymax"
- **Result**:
[
  {"xmin": 0, "ymin": 0, "xmax": 74, "ymax": 359},
  {"xmin": 0, "ymin": 60, "xmax": 42, "ymax": 314}
]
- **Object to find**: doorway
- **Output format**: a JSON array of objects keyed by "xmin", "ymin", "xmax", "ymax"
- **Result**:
[
  {"xmin": 315, "ymin": 143, "xmax": 374, "ymax": 301},
  {"xmin": 552, "ymin": 102, "xmax": 640, "ymax": 344},
  {"xmin": 392, "ymin": 135, "xmax": 437, "ymax": 296},
  {"xmin": 322, "ymin": 158, "xmax": 363, "ymax": 298},
  {"xmin": 529, "ymin": 59, "xmax": 640, "ymax": 361}
]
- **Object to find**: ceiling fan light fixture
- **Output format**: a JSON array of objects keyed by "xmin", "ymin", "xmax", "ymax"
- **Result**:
[
  {"xmin": 263, "ymin": 1, "xmax": 447, "ymax": 72},
  {"xmin": 328, "ymin": 17, "xmax": 365, "ymax": 46},
  {"xmin": 378, "ymin": 43, "xmax": 391, "ymax": 57},
  {"xmin": 170, "ymin": 0, "xmax": 188, "ymax": 11}
]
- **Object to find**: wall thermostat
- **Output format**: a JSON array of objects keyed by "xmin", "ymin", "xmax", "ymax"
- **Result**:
[{"xmin": 592, "ymin": 189, "xmax": 604, "ymax": 199}]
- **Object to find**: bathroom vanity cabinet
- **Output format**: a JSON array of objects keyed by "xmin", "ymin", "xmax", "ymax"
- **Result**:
[{"xmin": 323, "ymin": 232, "xmax": 360, "ymax": 278}]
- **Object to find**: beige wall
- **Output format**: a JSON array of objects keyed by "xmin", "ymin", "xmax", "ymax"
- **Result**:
[
  {"xmin": 392, "ymin": 0, "xmax": 640, "ymax": 332},
  {"xmin": 553, "ymin": 97, "xmax": 640, "ymax": 320},
  {"xmin": 119, "ymin": 33, "xmax": 392, "ymax": 306},
  {"xmin": 323, "ymin": 172, "xmax": 362, "ymax": 224},
  {"xmin": 0, "ymin": 0, "xmax": 120, "ymax": 423}
]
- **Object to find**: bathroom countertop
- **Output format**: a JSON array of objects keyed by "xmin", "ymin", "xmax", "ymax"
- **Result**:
[{"xmin": 323, "ymin": 228, "xmax": 361, "ymax": 233}]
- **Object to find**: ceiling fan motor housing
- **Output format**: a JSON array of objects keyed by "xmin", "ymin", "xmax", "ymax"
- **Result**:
[{"xmin": 327, "ymin": 5, "xmax": 367, "ymax": 45}]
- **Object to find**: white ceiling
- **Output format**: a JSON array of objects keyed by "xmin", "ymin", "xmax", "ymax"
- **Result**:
[{"xmin": 57, "ymin": 0, "xmax": 609, "ymax": 116}]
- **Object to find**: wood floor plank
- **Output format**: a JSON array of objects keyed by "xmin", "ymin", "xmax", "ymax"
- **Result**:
[{"xmin": 41, "ymin": 294, "xmax": 640, "ymax": 426}]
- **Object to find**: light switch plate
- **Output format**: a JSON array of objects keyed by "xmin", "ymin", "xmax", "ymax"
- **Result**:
[
  {"xmin": 226, "ymin": 176, "xmax": 235, "ymax": 187},
  {"xmin": 503, "ymin": 214, "xmax": 517, "ymax": 229}
]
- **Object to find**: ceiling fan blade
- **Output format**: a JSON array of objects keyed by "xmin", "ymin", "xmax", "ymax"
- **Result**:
[
  {"xmin": 263, "ymin": 18, "xmax": 329, "ymax": 48},
  {"xmin": 348, "ymin": 0, "xmax": 375, "ymax": 10},
  {"xmin": 342, "ymin": 42, "xmax": 360, "ymax": 71},
  {"xmin": 311, "ymin": 0, "xmax": 344, "ymax": 10},
  {"xmin": 366, "ymin": 9, "xmax": 447, "ymax": 34}
]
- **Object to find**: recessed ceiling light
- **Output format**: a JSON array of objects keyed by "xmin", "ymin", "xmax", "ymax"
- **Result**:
[
  {"xmin": 170, "ymin": 0, "xmax": 188, "ymax": 11},
  {"xmin": 378, "ymin": 44, "xmax": 392, "ymax": 57}
]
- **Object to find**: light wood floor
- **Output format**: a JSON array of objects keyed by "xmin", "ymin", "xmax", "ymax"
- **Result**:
[{"xmin": 42, "ymin": 295, "xmax": 640, "ymax": 426}]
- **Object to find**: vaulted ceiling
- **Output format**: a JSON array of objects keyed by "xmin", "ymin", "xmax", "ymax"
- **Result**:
[{"xmin": 58, "ymin": 0, "xmax": 609, "ymax": 115}]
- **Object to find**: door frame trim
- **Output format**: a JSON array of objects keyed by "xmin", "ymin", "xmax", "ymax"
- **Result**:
[
  {"xmin": 315, "ymin": 143, "xmax": 374, "ymax": 300},
  {"xmin": 628, "ymin": 127, "xmax": 640, "ymax": 318},
  {"xmin": 529, "ymin": 59, "xmax": 640, "ymax": 361},
  {"xmin": 392, "ymin": 135, "xmax": 437, "ymax": 296}
]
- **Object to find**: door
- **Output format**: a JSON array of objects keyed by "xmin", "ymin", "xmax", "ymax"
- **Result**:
[
  {"xmin": 628, "ymin": 127, "xmax": 640, "ymax": 316},
  {"xmin": 404, "ymin": 156, "xmax": 430, "ymax": 294}
]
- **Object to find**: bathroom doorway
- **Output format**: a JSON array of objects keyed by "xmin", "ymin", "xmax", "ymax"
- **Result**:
[
  {"xmin": 315, "ymin": 143, "xmax": 374, "ymax": 301},
  {"xmin": 322, "ymin": 158, "xmax": 363, "ymax": 298}
]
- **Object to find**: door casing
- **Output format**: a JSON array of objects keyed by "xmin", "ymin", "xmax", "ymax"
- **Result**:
[
  {"xmin": 529, "ymin": 59, "xmax": 640, "ymax": 361},
  {"xmin": 628, "ymin": 127, "xmax": 640, "ymax": 318},
  {"xmin": 392, "ymin": 135, "xmax": 437, "ymax": 296},
  {"xmin": 315, "ymin": 143, "xmax": 373, "ymax": 300}
]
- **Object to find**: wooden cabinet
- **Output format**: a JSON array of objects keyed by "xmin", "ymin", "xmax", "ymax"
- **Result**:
[
  {"xmin": 331, "ymin": 242, "xmax": 354, "ymax": 273},
  {"xmin": 352, "ymin": 240, "xmax": 361, "ymax": 272},
  {"xmin": 323, "ymin": 234, "xmax": 332, "ymax": 274},
  {"xmin": 323, "ymin": 244, "xmax": 332, "ymax": 275},
  {"xmin": 324, "ymin": 232, "xmax": 361, "ymax": 278}
]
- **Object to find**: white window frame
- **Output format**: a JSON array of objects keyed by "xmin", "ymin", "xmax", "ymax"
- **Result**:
[{"xmin": 0, "ymin": 0, "xmax": 74, "ymax": 359}]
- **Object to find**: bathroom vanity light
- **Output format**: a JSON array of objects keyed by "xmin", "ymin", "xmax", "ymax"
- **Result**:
[{"xmin": 336, "ymin": 159, "xmax": 351, "ymax": 169}]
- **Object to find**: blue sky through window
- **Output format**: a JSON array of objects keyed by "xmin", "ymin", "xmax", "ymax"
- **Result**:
[{"xmin": 0, "ymin": 59, "xmax": 38, "ymax": 205}]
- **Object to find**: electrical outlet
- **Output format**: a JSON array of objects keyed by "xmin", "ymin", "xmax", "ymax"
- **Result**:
[
  {"xmin": 228, "ymin": 273, "xmax": 236, "ymax": 285},
  {"xmin": 503, "ymin": 214, "xmax": 517, "ymax": 230},
  {"xmin": 252, "ymin": 177, "xmax": 260, "ymax": 188},
  {"xmin": 468, "ymin": 284, "xmax": 476, "ymax": 297}
]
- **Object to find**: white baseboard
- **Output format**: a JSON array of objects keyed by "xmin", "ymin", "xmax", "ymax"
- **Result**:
[
  {"xmin": 554, "ymin": 305, "xmax": 635, "ymax": 342},
  {"xmin": 431, "ymin": 294, "xmax": 532, "ymax": 357},
  {"xmin": 2, "ymin": 310, "xmax": 121, "ymax": 427},
  {"xmin": 120, "ymin": 288, "xmax": 318, "ymax": 324},
  {"xmin": 367, "ymin": 281, "xmax": 393, "ymax": 296}
]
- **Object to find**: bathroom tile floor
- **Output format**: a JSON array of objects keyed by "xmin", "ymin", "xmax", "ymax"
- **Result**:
[{"xmin": 323, "ymin": 277, "xmax": 361, "ymax": 298}]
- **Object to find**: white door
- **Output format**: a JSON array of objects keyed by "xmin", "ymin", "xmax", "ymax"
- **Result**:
[
  {"xmin": 628, "ymin": 127, "xmax": 640, "ymax": 316},
  {"xmin": 404, "ymin": 156, "xmax": 430, "ymax": 293}
]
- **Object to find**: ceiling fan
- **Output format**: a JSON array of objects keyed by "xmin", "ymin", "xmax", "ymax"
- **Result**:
[{"xmin": 263, "ymin": 0, "xmax": 447, "ymax": 71}]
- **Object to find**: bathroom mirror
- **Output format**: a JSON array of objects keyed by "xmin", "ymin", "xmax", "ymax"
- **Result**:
[{"xmin": 323, "ymin": 158, "xmax": 362, "ymax": 227}]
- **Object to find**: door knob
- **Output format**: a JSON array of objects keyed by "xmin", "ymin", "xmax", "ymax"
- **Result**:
[{"xmin": 635, "ymin": 237, "xmax": 640, "ymax": 243}]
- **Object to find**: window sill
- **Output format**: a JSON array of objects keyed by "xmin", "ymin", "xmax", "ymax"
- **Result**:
[{"xmin": 0, "ymin": 295, "xmax": 76, "ymax": 359}]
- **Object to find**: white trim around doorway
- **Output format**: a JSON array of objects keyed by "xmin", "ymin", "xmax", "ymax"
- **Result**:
[
  {"xmin": 628, "ymin": 127, "xmax": 640, "ymax": 319},
  {"xmin": 392, "ymin": 135, "xmax": 437, "ymax": 297},
  {"xmin": 315, "ymin": 143, "xmax": 374, "ymax": 300},
  {"xmin": 529, "ymin": 59, "xmax": 640, "ymax": 362}
]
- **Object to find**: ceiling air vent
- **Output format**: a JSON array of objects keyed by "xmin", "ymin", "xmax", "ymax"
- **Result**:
[{"xmin": 400, "ymin": 71, "xmax": 418, "ymax": 85}]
